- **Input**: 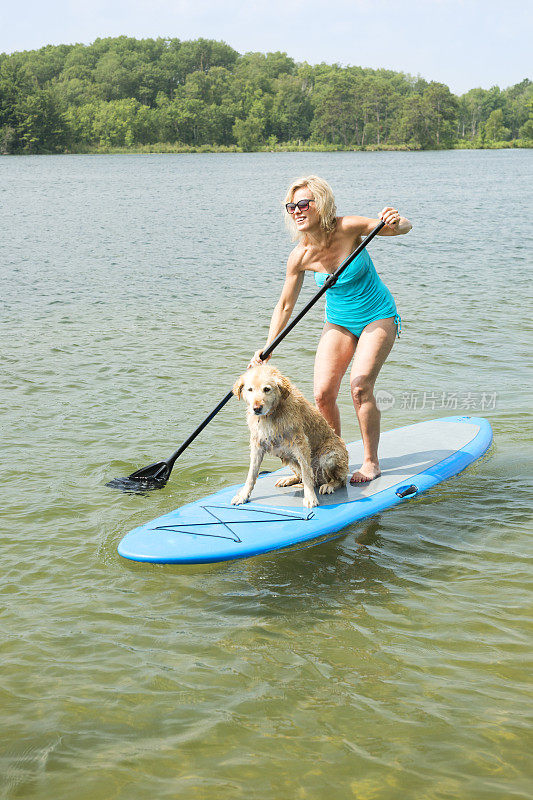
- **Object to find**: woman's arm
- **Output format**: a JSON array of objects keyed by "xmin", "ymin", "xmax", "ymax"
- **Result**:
[
  {"xmin": 250, "ymin": 249, "xmax": 305, "ymax": 364},
  {"xmin": 342, "ymin": 208, "xmax": 413, "ymax": 238}
]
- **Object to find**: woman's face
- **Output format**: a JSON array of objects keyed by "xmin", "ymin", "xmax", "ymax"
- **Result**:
[{"xmin": 290, "ymin": 186, "xmax": 320, "ymax": 234}]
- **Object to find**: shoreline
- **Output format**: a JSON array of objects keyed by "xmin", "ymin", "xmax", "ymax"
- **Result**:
[{"xmin": 4, "ymin": 140, "xmax": 531, "ymax": 156}]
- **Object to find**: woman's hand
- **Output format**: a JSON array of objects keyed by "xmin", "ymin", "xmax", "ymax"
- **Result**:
[
  {"xmin": 380, "ymin": 206, "xmax": 401, "ymax": 230},
  {"xmin": 248, "ymin": 349, "xmax": 271, "ymax": 368}
]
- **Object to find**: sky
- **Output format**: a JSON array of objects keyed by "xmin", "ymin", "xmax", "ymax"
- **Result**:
[{"xmin": 1, "ymin": 0, "xmax": 531, "ymax": 95}]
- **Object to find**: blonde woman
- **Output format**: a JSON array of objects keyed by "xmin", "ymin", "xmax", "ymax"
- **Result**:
[{"xmin": 251, "ymin": 175, "xmax": 412, "ymax": 483}]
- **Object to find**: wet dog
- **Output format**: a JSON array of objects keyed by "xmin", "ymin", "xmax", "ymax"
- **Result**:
[{"xmin": 231, "ymin": 364, "xmax": 349, "ymax": 508}]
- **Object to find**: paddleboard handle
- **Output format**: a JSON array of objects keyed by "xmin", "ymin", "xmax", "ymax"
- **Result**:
[{"xmin": 396, "ymin": 484, "xmax": 418, "ymax": 498}]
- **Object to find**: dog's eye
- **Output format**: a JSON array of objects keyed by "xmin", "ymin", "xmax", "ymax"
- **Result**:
[
  {"xmin": 263, "ymin": 386, "xmax": 271, "ymax": 392},
  {"xmin": 247, "ymin": 387, "xmax": 253, "ymax": 392}
]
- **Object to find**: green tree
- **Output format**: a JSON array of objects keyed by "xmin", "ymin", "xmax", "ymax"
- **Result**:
[
  {"xmin": 166, "ymin": 95, "xmax": 233, "ymax": 145},
  {"xmin": 232, "ymin": 115, "xmax": 265, "ymax": 150},
  {"xmin": 421, "ymin": 82, "xmax": 458, "ymax": 147},
  {"xmin": 484, "ymin": 108, "xmax": 511, "ymax": 141},
  {"xmin": 271, "ymin": 73, "xmax": 312, "ymax": 142},
  {"xmin": 90, "ymin": 98, "xmax": 139, "ymax": 147},
  {"xmin": 173, "ymin": 39, "xmax": 238, "ymax": 84},
  {"xmin": 460, "ymin": 87, "xmax": 499, "ymax": 139},
  {"xmin": 0, "ymin": 123, "xmax": 16, "ymax": 153},
  {"xmin": 16, "ymin": 88, "xmax": 69, "ymax": 152},
  {"xmin": 391, "ymin": 95, "xmax": 428, "ymax": 148},
  {"xmin": 361, "ymin": 75, "xmax": 399, "ymax": 145},
  {"xmin": 0, "ymin": 55, "xmax": 69, "ymax": 152},
  {"xmin": 504, "ymin": 79, "xmax": 532, "ymax": 138},
  {"xmin": 310, "ymin": 70, "xmax": 358, "ymax": 146},
  {"xmin": 94, "ymin": 52, "xmax": 139, "ymax": 100},
  {"xmin": 519, "ymin": 116, "xmax": 533, "ymax": 139},
  {"xmin": 23, "ymin": 44, "xmax": 73, "ymax": 86},
  {"xmin": 232, "ymin": 94, "xmax": 269, "ymax": 149}
]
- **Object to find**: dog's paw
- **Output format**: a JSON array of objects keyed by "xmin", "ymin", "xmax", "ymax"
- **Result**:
[
  {"xmin": 303, "ymin": 493, "xmax": 319, "ymax": 509},
  {"xmin": 319, "ymin": 482, "xmax": 336, "ymax": 495},
  {"xmin": 275, "ymin": 475, "xmax": 303, "ymax": 488},
  {"xmin": 231, "ymin": 492, "xmax": 250, "ymax": 506}
]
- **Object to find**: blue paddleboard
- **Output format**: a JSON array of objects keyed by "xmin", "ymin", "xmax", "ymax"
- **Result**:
[{"xmin": 117, "ymin": 416, "xmax": 492, "ymax": 564}]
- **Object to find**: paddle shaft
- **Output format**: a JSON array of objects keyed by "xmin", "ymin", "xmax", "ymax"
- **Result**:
[{"xmin": 165, "ymin": 220, "xmax": 385, "ymax": 470}]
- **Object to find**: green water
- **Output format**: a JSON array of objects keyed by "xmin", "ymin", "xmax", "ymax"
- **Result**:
[{"xmin": 2, "ymin": 151, "xmax": 532, "ymax": 799}]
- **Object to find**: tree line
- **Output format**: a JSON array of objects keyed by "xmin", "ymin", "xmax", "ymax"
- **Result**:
[{"xmin": 0, "ymin": 36, "xmax": 531, "ymax": 154}]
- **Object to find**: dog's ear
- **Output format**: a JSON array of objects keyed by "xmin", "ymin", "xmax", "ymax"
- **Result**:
[
  {"xmin": 232, "ymin": 375, "xmax": 245, "ymax": 400},
  {"xmin": 274, "ymin": 372, "xmax": 291, "ymax": 399}
]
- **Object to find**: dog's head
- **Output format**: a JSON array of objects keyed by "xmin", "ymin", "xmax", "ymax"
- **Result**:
[{"xmin": 233, "ymin": 364, "xmax": 292, "ymax": 416}]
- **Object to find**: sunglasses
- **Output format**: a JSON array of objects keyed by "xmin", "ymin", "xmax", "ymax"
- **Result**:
[{"xmin": 285, "ymin": 199, "xmax": 314, "ymax": 214}]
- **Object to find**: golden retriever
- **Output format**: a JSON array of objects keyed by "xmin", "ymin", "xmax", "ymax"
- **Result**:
[{"xmin": 231, "ymin": 364, "xmax": 349, "ymax": 508}]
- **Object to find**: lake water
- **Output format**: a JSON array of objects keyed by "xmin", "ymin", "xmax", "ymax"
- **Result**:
[{"xmin": 1, "ymin": 150, "xmax": 532, "ymax": 799}]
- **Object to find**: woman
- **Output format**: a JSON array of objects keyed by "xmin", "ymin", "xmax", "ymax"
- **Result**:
[{"xmin": 251, "ymin": 175, "xmax": 412, "ymax": 484}]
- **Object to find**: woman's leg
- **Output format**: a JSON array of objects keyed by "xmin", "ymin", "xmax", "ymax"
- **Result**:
[
  {"xmin": 349, "ymin": 317, "xmax": 397, "ymax": 483},
  {"xmin": 314, "ymin": 322, "xmax": 357, "ymax": 435}
]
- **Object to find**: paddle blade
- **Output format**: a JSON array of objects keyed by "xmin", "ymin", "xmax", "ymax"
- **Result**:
[{"xmin": 106, "ymin": 461, "xmax": 171, "ymax": 492}]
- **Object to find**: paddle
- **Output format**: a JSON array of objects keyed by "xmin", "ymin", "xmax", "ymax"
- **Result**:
[{"xmin": 107, "ymin": 219, "xmax": 385, "ymax": 492}]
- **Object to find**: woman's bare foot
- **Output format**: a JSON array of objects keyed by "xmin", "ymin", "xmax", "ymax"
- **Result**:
[{"xmin": 350, "ymin": 461, "xmax": 381, "ymax": 484}]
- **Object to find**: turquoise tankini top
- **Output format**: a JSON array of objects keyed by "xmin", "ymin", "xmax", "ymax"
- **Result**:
[{"xmin": 313, "ymin": 247, "xmax": 398, "ymax": 338}]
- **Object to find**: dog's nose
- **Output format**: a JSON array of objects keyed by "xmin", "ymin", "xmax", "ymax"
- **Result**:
[{"xmin": 253, "ymin": 405, "xmax": 263, "ymax": 415}]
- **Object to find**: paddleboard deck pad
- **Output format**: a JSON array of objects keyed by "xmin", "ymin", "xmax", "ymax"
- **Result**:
[{"xmin": 117, "ymin": 416, "xmax": 492, "ymax": 564}]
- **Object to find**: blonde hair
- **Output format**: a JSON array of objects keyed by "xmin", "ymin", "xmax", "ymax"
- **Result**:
[{"xmin": 284, "ymin": 175, "xmax": 337, "ymax": 240}]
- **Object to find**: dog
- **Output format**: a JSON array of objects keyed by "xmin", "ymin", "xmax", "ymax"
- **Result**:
[{"xmin": 231, "ymin": 364, "xmax": 349, "ymax": 508}]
